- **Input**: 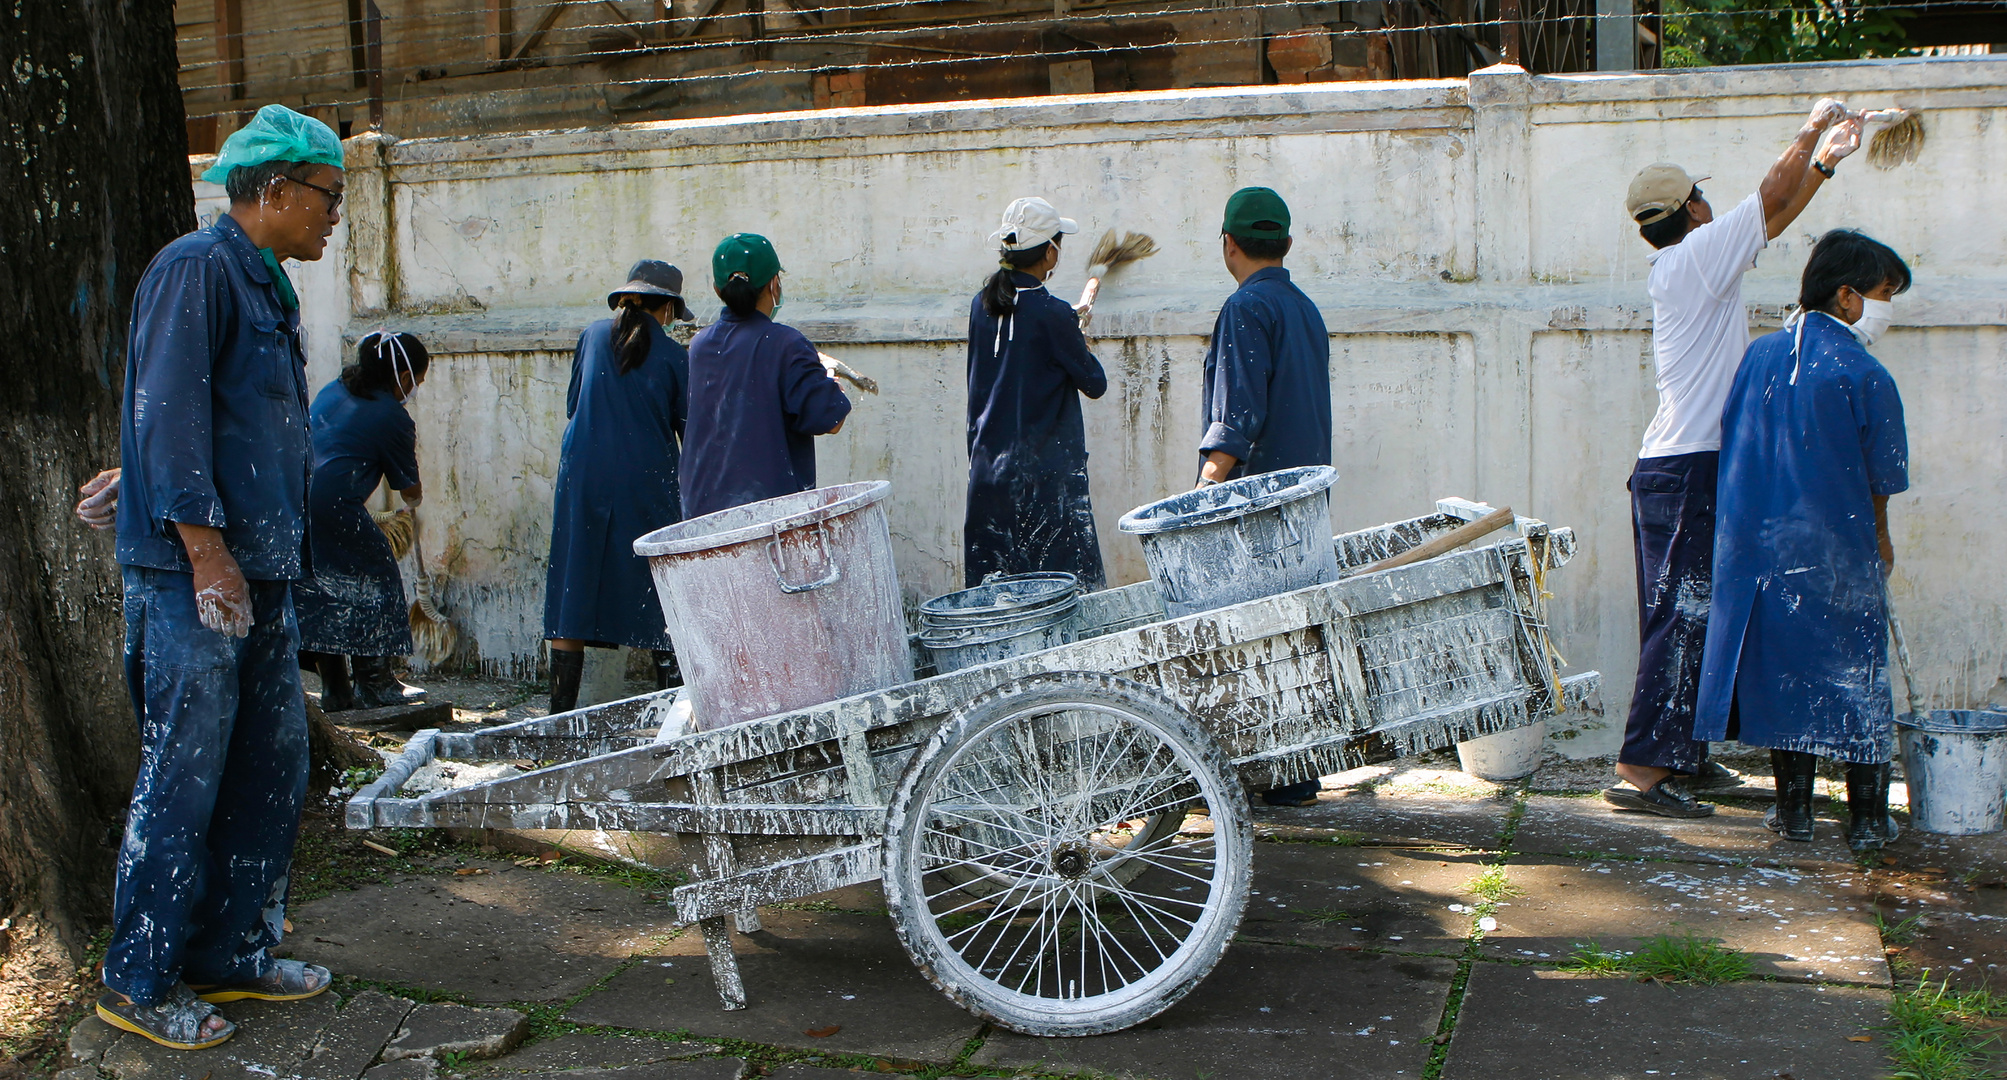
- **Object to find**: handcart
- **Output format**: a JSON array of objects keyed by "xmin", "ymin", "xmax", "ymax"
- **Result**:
[{"xmin": 348, "ymin": 498, "xmax": 1599, "ymax": 1037}]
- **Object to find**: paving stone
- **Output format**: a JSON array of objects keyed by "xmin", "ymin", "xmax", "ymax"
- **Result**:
[
  {"xmin": 1439, "ymin": 965, "xmax": 1891, "ymax": 1080},
  {"xmin": 972, "ymin": 945, "xmax": 1454, "ymax": 1079},
  {"xmin": 1480, "ymin": 856, "xmax": 1889, "ymax": 986},
  {"xmin": 382, "ymin": 1003, "xmax": 528, "ymax": 1062},
  {"xmin": 67, "ymin": 1015, "xmax": 121, "ymax": 1065},
  {"xmin": 302, "ymin": 990, "xmax": 418, "ymax": 1080},
  {"xmin": 285, "ymin": 862, "xmax": 682, "ymax": 1003},
  {"xmin": 475, "ymin": 1034, "xmax": 712, "ymax": 1071},
  {"xmin": 101, "ymin": 995, "xmax": 341, "ymax": 1080},
  {"xmin": 1513, "ymin": 794, "xmax": 1859, "ymax": 868},
  {"xmin": 564, "ymin": 914, "xmax": 981, "ymax": 1061},
  {"xmin": 57, "ymin": 1067, "xmax": 101, "ymax": 1080},
  {"xmin": 492, "ymin": 1065, "xmax": 748, "ymax": 1080},
  {"xmin": 1237, "ymin": 843, "xmax": 1491, "ymax": 954},
  {"xmin": 1254, "ymin": 788, "xmax": 1516, "ymax": 851},
  {"xmin": 766, "ymin": 1067, "xmax": 916, "ymax": 1080},
  {"xmin": 1881, "ymin": 824, "xmax": 2007, "ymax": 885},
  {"xmin": 1878, "ymin": 883, "xmax": 2007, "ymax": 991},
  {"xmin": 364, "ymin": 1061, "xmax": 435, "ymax": 1080}
]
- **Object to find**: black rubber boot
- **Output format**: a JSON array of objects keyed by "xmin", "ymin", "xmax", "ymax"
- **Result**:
[
  {"xmin": 652, "ymin": 648, "xmax": 683, "ymax": 691},
  {"xmin": 1846, "ymin": 761, "xmax": 1901, "ymax": 852},
  {"xmin": 307, "ymin": 651, "xmax": 357, "ymax": 712},
  {"xmin": 352, "ymin": 656, "xmax": 426, "ymax": 708},
  {"xmin": 549, "ymin": 648, "xmax": 585, "ymax": 715},
  {"xmin": 1765, "ymin": 749, "xmax": 1819, "ymax": 842}
]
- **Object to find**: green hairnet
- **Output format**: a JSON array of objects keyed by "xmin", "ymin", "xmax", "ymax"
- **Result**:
[{"xmin": 199, "ymin": 104, "xmax": 345, "ymax": 185}]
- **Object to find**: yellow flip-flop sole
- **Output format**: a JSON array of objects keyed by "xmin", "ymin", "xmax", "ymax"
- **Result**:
[
  {"xmin": 191, "ymin": 980, "xmax": 330, "ymax": 1004},
  {"xmin": 95, "ymin": 999, "xmax": 235, "ymax": 1051}
]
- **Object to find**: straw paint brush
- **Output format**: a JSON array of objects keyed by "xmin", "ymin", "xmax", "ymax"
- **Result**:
[
  {"xmin": 818, "ymin": 351, "xmax": 879, "ymax": 395},
  {"xmin": 1860, "ymin": 108, "xmax": 1925, "ymax": 170},
  {"xmin": 1075, "ymin": 230, "xmax": 1159, "ymax": 327}
]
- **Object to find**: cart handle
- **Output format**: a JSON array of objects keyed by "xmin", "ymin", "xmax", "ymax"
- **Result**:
[
  {"xmin": 345, "ymin": 728, "xmax": 438, "ymax": 830},
  {"xmin": 768, "ymin": 520, "xmax": 842, "ymax": 594}
]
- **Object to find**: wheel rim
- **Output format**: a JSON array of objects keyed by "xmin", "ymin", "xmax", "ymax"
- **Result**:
[{"xmin": 900, "ymin": 698, "xmax": 1240, "ymax": 1016}]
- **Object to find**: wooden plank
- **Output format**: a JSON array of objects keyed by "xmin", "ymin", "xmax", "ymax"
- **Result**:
[
  {"xmin": 347, "ymin": 729, "xmax": 438, "ymax": 829},
  {"xmin": 214, "ymin": 0, "xmax": 246, "ymax": 99},
  {"xmin": 673, "ymin": 843, "xmax": 880, "ymax": 922},
  {"xmin": 487, "ymin": 0, "xmax": 514, "ymax": 62},
  {"xmin": 509, "ymin": 2, "xmax": 569, "ymax": 61}
]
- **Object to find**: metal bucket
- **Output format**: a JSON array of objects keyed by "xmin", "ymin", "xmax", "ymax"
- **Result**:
[
  {"xmin": 1457, "ymin": 721, "xmax": 1548, "ymax": 781},
  {"xmin": 1116, "ymin": 466, "xmax": 1340, "ymax": 618},
  {"xmin": 633, "ymin": 481, "xmax": 913, "ymax": 730},
  {"xmin": 1897, "ymin": 709, "xmax": 2007, "ymax": 835},
  {"xmin": 919, "ymin": 574, "xmax": 1081, "ymax": 674}
]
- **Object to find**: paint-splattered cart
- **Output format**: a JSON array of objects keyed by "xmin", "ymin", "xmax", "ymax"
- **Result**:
[{"xmin": 348, "ymin": 498, "xmax": 1598, "ymax": 1037}]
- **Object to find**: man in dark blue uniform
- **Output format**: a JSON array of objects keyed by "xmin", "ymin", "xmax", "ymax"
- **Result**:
[
  {"xmin": 1196, "ymin": 187, "xmax": 1332, "ymax": 805},
  {"xmin": 100, "ymin": 105, "xmax": 340, "ymax": 1050},
  {"xmin": 682, "ymin": 234, "xmax": 851, "ymax": 519}
]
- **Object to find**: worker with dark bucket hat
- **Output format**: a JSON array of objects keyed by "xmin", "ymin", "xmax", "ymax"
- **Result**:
[
  {"xmin": 1604, "ymin": 99, "xmax": 1864, "ymax": 819},
  {"xmin": 1197, "ymin": 186, "xmax": 1332, "ymax": 807},
  {"xmin": 680, "ymin": 233, "xmax": 851, "ymax": 520},
  {"xmin": 543, "ymin": 259, "xmax": 694, "ymax": 714}
]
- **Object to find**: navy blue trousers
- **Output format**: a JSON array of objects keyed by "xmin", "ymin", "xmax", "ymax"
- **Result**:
[
  {"xmin": 105, "ymin": 566, "xmax": 309, "ymax": 1006},
  {"xmin": 1620, "ymin": 453, "xmax": 1717, "ymax": 774}
]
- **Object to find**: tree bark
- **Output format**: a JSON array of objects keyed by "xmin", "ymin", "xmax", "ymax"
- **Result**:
[{"xmin": 0, "ymin": 0, "xmax": 193, "ymax": 959}]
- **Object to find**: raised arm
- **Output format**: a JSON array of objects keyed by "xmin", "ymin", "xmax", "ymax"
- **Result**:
[{"xmin": 1761, "ymin": 98, "xmax": 1857, "ymax": 240}]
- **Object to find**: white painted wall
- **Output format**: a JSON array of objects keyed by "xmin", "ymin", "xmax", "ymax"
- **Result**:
[{"xmin": 267, "ymin": 56, "xmax": 2007, "ymax": 752}]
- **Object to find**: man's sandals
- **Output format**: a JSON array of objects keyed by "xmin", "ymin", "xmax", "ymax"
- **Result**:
[
  {"xmin": 191, "ymin": 959, "xmax": 333, "ymax": 1003},
  {"xmin": 95, "ymin": 983, "xmax": 236, "ymax": 1051}
]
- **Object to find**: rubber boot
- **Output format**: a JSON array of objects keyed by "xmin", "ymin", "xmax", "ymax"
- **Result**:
[
  {"xmin": 652, "ymin": 648, "xmax": 683, "ymax": 691},
  {"xmin": 308, "ymin": 651, "xmax": 357, "ymax": 713},
  {"xmin": 549, "ymin": 648, "xmax": 585, "ymax": 715},
  {"xmin": 1846, "ymin": 761, "xmax": 1902, "ymax": 852},
  {"xmin": 1765, "ymin": 749, "xmax": 1819, "ymax": 842},
  {"xmin": 352, "ymin": 656, "xmax": 426, "ymax": 708}
]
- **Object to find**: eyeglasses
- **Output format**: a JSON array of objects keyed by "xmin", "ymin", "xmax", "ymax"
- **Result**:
[{"xmin": 287, "ymin": 174, "xmax": 344, "ymax": 213}]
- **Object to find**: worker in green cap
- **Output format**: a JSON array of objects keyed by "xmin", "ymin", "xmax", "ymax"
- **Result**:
[
  {"xmin": 96, "ymin": 103, "xmax": 344, "ymax": 1051},
  {"xmin": 1198, "ymin": 186, "xmax": 1332, "ymax": 806},
  {"xmin": 680, "ymin": 233, "xmax": 851, "ymax": 519}
]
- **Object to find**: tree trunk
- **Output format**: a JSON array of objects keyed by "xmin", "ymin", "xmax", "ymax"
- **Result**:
[{"xmin": 0, "ymin": 0, "xmax": 193, "ymax": 960}]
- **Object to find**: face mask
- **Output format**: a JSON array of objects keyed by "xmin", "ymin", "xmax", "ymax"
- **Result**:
[
  {"xmin": 770, "ymin": 280, "xmax": 784, "ymax": 318},
  {"xmin": 1850, "ymin": 297, "xmax": 1893, "ymax": 346}
]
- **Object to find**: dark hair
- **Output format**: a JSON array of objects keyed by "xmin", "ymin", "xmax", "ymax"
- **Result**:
[
  {"xmin": 225, "ymin": 159, "xmax": 314, "ymax": 204},
  {"xmin": 612, "ymin": 295, "xmax": 669, "ymax": 374},
  {"xmin": 1799, "ymin": 229, "xmax": 1912, "ymax": 314},
  {"xmin": 1636, "ymin": 201, "xmax": 1692, "ymax": 250},
  {"xmin": 341, "ymin": 332, "xmax": 430, "ymax": 400},
  {"xmin": 717, "ymin": 274, "xmax": 769, "ymax": 317},
  {"xmin": 1227, "ymin": 233, "xmax": 1292, "ymax": 260},
  {"xmin": 982, "ymin": 240, "xmax": 1055, "ymax": 319}
]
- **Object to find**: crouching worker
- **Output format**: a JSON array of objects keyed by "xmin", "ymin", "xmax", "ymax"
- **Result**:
[
  {"xmin": 102, "ymin": 104, "xmax": 339, "ymax": 1050},
  {"xmin": 1696, "ymin": 230, "xmax": 1912, "ymax": 852}
]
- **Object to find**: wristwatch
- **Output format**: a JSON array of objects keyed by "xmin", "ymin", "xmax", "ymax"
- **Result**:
[{"xmin": 1813, "ymin": 158, "xmax": 1836, "ymax": 179}]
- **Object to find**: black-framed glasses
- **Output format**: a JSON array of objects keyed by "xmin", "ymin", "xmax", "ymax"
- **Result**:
[{"xmin": 288, "ymin": 174, "xmax": 344, "ymax": 213}]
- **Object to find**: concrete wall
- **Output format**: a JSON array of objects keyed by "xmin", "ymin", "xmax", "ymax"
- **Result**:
[{"xmin": 265, "ymin": 56, "xmax": 2007, "ymax": 753}]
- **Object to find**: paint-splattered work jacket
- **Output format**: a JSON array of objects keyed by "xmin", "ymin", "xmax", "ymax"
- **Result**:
[
  {"xmin": 1199, "ymin": 266, "xmax": 1332, "ymax": 479},
  {"xmin": 1694, "ymin": 313, "xmax": 1910, "ymax": 763},
  {"xmin": 681, "ymin": 309, "xmax": 851, "ymax": 520},
  {"xmin": 116, "ymin": 214, "xmax": 312, "ymax": 580}
]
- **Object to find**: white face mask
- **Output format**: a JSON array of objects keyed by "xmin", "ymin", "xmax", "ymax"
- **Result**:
[{"xmin": 1849, "ymin": 296, "xmax": 1893, "ymax": 346}]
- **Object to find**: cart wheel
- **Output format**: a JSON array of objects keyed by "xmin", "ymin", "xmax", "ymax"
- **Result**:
[{"xmin": 883, "ymin": 672, "xmax": 1251, "ymax": 1036}]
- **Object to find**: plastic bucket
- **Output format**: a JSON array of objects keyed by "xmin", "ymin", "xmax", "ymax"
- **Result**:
[
  {"xmin": 633, "ymin": 481, "xmax": 913, "ymax": 730},
  {"xmin": 1116, "ymin": 466, "xmax": 1340, "ymax": 618},
  {"xmin": 919, "ymin": 574, "xmax": 1081, "ymax": 674},
  {"xmin": 1897, "ymin": 709, "xmax": 2007, "ymax": 835},
  {"xmin": 1456, "ymin": 721, "xmax": 1548, "ymax": 781}
]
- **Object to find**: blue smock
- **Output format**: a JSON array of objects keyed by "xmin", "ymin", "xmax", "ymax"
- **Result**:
[
  {"xmin": 116, "ymin": 214, "xmax": 311, "ymax": 579},
  {"xmin": 1694, "ymin": 313, "xmax": 1910, "ymax": 763},
  {"xmin": 1199, "ymin": 266, "xmax": 1332, "ymax": 478},
  {"xmin": 681, "ymin": 310, "xmax": 851, "ymax": 520},
  {"xmin": 293, "ymin": 380, "xmax": 419, "ymax": 656},
  {"xmin": 963, "ymin": 273, "xmax": 1108, "ymax": 589},
  {"xmin": 543, "ymin": 318, "xmax": 689, "ymax": 650}
]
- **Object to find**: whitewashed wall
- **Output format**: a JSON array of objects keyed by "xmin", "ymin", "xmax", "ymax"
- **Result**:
[{"xmin": 266, "ymin": 56, "xmax": 2007, "ymax": 754}]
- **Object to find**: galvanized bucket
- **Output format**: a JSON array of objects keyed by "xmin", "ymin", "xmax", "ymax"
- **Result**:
[
  {"xmin": 1898, "ymin": 709, "xmax": 2007, "ymax": 835},
  {"xmin": 919, "ymin": 573, "xmax": 1081, "ymax": 674},
  {"xmin": 1117, "ymin": 466, "xmax": 1340, "ymax": 619}
]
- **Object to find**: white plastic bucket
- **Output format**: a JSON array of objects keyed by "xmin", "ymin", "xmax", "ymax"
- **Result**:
[
  {"xmin": 1116, "ymin": 466, "xmax": 1340, "ymax": 619},
  {"xmin": 633, "ymin": 482, "xmax": 912, "ymax": 730},
  {"xmin": 1898, "ymin": 710, "xmax": 2007, "ymax": 835},
  {"xmin": 1456, "ymin": 721, "xmax": 1548, "ymax": 781}
]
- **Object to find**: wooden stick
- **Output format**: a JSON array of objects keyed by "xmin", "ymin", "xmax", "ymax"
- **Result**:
[{"xmin": 1357, "ymin": 505, "xmax": 1517, "ymax": 575}]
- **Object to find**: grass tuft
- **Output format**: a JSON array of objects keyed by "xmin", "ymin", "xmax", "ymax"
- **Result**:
[
  {"xmin": 1467, "ymin": 866, "xmax": 1521, "ymax": 907},
  {"xmin": 1882, "ymin": 975, "xmax": 2006, "ymax": 1080},
  {"xmin": 1875, "ymin": 910, "xmax": 1925, "ymax": 946},
  {"xmin": 1563, "ymin": 935, "xmax": 1753, "ymax": 985}
]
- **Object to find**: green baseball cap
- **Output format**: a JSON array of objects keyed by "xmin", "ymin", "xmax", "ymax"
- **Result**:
[
  {"xmin": 712, "ymin": 233, "xmax": 783, "ymax": 289},
  {"xmin": 1222, "ymin": 187, "xmax": 1290, "ymax": 240}
]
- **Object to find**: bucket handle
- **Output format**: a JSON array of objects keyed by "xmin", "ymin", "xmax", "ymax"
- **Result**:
[
  {"xmin": 768, "ymin": 520, "xmax": 842, "ymax": 594},
  {"xmin": 1235, "ymin": 509, "xmax": 1304, "ymax": 561}
]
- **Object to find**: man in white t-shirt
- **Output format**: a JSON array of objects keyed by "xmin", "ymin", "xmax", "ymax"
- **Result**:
[{"xmin": 1604, "ymin": 99, "xmax": 1864, "ymax": 819}]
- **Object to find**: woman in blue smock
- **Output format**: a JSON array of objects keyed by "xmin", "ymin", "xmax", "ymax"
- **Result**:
[
  {"xmin": 543, "ymin": 260, "xmax": 692, "ymax": 714},
  {"xmin": 963, "ymin": 197, "xmax": 1108, "ymax": 589},
  {"xmin": 296, "ymin": 331, "xmax": 430, "ymax": 710}
]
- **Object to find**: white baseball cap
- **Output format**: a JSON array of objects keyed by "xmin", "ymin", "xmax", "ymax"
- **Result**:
[{"xmin": 989, "ymin": 196, "xmax": 1078, "ymax": 251}]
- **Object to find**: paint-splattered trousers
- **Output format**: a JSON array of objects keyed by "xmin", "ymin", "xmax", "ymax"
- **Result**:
[
  {"xmin": 1620, "ymin": 452, "xmax": 1718, "ymax": 774},
  {"xmin": 104, "ymin": 565, "xmax": 309, "ymax": 1006}
]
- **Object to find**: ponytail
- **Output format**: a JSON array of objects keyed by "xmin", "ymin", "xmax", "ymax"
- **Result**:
[
  {"xmin": 982, "ymin": 241, "xmax": 1054, "ymax": 318},
  {"xmin": 613, "ymin": 295, "xmax": 665, "ymax": 374},
  {"xmin": 341, "ymin": 331, "xmax": 430, "ymax": 400}
]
